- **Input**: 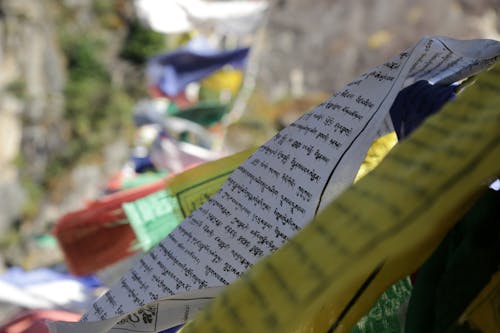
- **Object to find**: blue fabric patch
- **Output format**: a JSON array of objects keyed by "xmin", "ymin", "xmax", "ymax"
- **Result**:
[{"xmin": 390, "ymin": 81, "xmax": 456, "ymax": 140}]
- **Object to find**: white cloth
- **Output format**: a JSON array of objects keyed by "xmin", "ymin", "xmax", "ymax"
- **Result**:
[{"xmin": 135, "ymin": 0, "xmax": 268, "ymax": 35}]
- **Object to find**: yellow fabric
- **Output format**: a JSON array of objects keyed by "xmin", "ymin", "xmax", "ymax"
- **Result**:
[
  {"xmin": 166, "ymin": 148, "xmax": 255, "ymax": 217},
  {"xmin": 354, "ymin": 132, "xmax": 398, "ymax": 182},
  {"xmin": 200, "ymin": 69, "xmax": 244, "ymax": 96},
  {"xmin": 459, "ymin": 271, "xmax": 500, "ymax": 333},
  {"xmin": 180, "ymin": 64, "xmax": 500, "ymax": 333}
]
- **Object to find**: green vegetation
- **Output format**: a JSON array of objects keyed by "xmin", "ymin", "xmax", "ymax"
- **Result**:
[
  {"xmin": 5, "ymin": 79, "xmax": 27, "ymax": 99},
  {"xmin": 120, "ymin": 20, "xmax": 166, "ymax": 65},
  {"xmin": 15, "ymin": 1, "xmax": 166, "ymax": 220},
  {"xmin": 20, "ymin": 176, "xmax": 44, "ymax": 220},
  {"xmin": 42, "ymin": 4, "xmax": 159, "ymax": 197},
  {"xmin": 92, "ymin": 0, "xmax": 124, "ymax": 29},
  {"xmin": 44, "ymin": 34, "xmax": 135, "ymax": 183}
]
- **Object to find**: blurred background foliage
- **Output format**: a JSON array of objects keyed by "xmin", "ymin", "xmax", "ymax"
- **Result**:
[
  {"xmin": 5, "ymin": 0, "xmax": 167, "ymax": 226},
  {"xmin": 42, "ymin": 1, "xmax": 164, "ymax": 204}
]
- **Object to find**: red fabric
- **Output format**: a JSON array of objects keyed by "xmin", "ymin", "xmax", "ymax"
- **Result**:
[
  {"xmin": 147, "ymin": 85, "xmax": 194, "ymax": 108},
  {"xmin": 53, "ymin": 178, "xmax": 167, "ymax": 276},
  {"xmin": 148, "ymin": 85, "xmax": 166, "ymax": 98},
  {"xmin": 0, "ymin": 310, "xmax": 80, "ymax": 333},
  {"xmin": 105, "ymin": 170, "xmax": 126, "ymax": 193},
  {"xmin": 170, "ymin": 91, "xmax": 193, "ymax": 109}
]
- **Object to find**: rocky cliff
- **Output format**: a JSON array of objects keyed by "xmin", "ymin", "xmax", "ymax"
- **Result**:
[
  {"xmin": 0, "ymin": 0, "xmax": 66, "ymax": 234},
  {"xmin": 0, "ymin": 0, "xmax": 138, "ymax": 267},
  {"xmin": 258, "ymin": 0, "xmax": 500, "ymax": 99}
]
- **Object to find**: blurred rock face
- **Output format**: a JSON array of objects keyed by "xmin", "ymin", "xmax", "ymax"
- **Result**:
[
  {"xmin": 257, "ymin": 0, "xmax": 500, "ymax": 100},
  {"xmin": 0, "ymin": 0, "xmax": 130, "ymax": 239},
  {"xmin": 0, "ymin": 0, "xmax": 66, "ymax": 233}
]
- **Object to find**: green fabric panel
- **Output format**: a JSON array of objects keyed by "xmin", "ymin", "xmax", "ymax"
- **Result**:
[
  {"xmin": 122, "ymin": 172, "xmax": 168, "ymax": 190},
  {"xmin": 349, "ymin": 278, "xmax": 412, "ymax": 333},
  {"xmin": 405, "ymin": 189, "xmax": 500, "ymax": 333},
  {"xmin": 124, "ymin": 190, "xmax": 183, "ymax": 251}
]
